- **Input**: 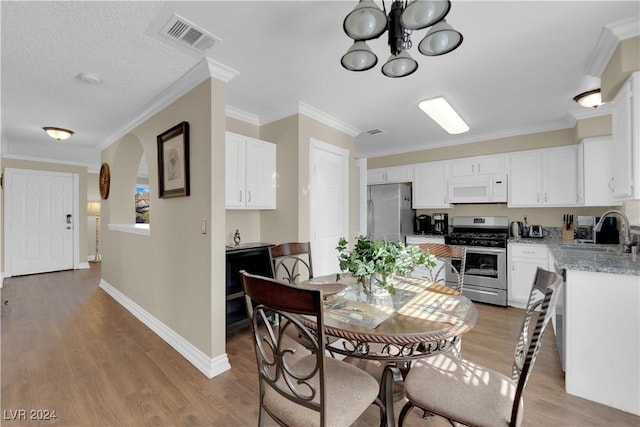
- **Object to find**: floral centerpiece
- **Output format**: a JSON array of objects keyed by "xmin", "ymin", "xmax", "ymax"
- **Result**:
[{"xmin": 336, "ymin": 236, "xmax": 436, "ymax": 295}]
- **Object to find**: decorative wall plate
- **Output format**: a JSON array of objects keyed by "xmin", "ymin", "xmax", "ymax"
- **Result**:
[{"xmin": 99, "ymin": 163, "xmax": 110, "ymax": 200}]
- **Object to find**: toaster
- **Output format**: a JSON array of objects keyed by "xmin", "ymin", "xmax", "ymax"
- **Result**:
[{"xmin": 528, "ymin": 225, "xmax": 544, "ymax": 238}]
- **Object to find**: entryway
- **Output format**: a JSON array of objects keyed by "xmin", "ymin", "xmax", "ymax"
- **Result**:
[{"xmin": 4, "ymin": 168, "xmax": 79, "ymax": 277}]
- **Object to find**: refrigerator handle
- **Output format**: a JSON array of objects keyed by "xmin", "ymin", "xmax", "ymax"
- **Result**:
[{"xmin": 367, "ymin": 198, "xmax": 374, "ymax": 238}]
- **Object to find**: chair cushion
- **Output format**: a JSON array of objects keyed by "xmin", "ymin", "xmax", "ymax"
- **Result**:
[
  {"xmin": 404, "ymin": 354, "xmax": 524, "ymax": 427},
  {"xmin": 264, "ymin": 355, "xmax": 379, "ymax": 426}
]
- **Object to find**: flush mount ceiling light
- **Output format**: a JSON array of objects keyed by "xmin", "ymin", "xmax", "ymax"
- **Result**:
[
  {"xmin": 419, "ymin": 97, "xmax": 469, "ymax": 134},
  {"xmin": 43, "ymin": 127, "xmax": 74, "ymax": 141},
  {"xmin": 341, "ymin": 0, "xmax": 463, "ymax": 78},
  {"xmin": 573, "ymin": 89, "xmax": 603, "ymax": 108}
]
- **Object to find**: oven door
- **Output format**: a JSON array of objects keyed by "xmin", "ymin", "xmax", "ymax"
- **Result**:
[{"xmin": 448, "ymin": 246, "xmax": 506, "ymax": 290}]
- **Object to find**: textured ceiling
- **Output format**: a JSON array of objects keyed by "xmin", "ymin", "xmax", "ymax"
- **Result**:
[{"xmin": 1, "ymin": 1, "xmax": 639, "ymax": 172}]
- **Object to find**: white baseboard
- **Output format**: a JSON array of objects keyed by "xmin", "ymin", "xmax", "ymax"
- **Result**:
[
  {"xmin": 99, "ymin": 279, "xmax": 230, "ymax": 379},
  {"xmin": 78, "ymin": 262, "xmax": 90, "ymax": 270},
  {"xmin": 0, "ymin": 272, "xmax": 4, "ymax": 288}
]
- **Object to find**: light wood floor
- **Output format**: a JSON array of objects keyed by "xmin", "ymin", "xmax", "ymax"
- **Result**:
[{"xmin": 1, "ymin": 265, "xmax": 638, "ymax": 426}]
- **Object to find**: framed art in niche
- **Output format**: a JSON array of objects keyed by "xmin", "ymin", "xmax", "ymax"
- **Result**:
[{"xmin": 157, "ymin": 121, "xmax": 190, "ymax": 198}]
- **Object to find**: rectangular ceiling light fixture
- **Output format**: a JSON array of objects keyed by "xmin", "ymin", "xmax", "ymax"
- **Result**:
[{"xmin": 418, "ymin": 97, "xmax": 469, "ymax": 134}]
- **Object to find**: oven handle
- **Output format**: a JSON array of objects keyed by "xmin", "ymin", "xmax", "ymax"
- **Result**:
[
  {"xmin": 464, "ymin": 288, "xmax": 500, "ymax": 296},
  {"xmin": 463, "ymin": 247, "xmax": 505, "ymax": 254}
]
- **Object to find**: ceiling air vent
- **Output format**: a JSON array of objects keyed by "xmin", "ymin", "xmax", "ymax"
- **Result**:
[
  {"xmin": 160, "ymin": 14, "xmax": 220, "ymax": 53},
  {"xmin": 364, "ymin": 128, "xmax": 386, "ymax": 136}
]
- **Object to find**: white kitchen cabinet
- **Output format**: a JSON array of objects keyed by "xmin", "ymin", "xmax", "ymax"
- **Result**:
[
  {"xmin": 450, "ymin": 154, "xmax": 505, "ymax": 177},
  {"xmin": 508, "ymin": 145, "xmax": 580, "ymax": 207},
  {"xmin": 611, "ymin": 72, "xmax": 639, "ymax": 200},
  {"xmin": 367, "ymin": 165, "xmax": 413, "ymax": 184},
  {"xmin": 225, "ymin": 132, "xmax": 276, "ymax": 209},
  {"xmin": 508, "ymin": 243, "xmax": 548, "ymax": 308},
  {"xmin": 412, "ymin": 160, "xmax": 451, "ymax": 209},
  {"xmin": 581, "ymin": 136, "xmax": 621, "ymax": 206}
]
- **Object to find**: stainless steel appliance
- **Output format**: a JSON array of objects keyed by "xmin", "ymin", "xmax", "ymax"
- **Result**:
[
  {"xmin": 574, "ymin": 216, "xmax": 596, "ymax": 242},
  {"xmin": 445, "ymin": 216, "xmax": 509, "ymax": 306},
  {"xmin": 510, "ymin": 221, "xmax": 524, "ymax": 238},
  {"xmin": 432, "ymin": 213, "xmax": 448, "ymax": 235},
  {"xmin": 414, "ymin": 214, "xmax": 431, "ymax": 234},
  {"xmin": 367, "ymin": 183, "xmax": 415, "ymax": 242},
  {"xmin": 528, "ymin": 225, "xmax": 545, "ymax": 238}
]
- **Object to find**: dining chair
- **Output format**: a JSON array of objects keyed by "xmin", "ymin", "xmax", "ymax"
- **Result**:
[
  {"xmin": 240, "ymin": 271, "xmax": 384, "ymax": 427},
  {"xmin": 398, "ymin": 267, "xmax": 562, "ymax": 427},
  {"xmin": 268, "ymin": 242, "xmax": 314, "ymax": 284},
  {"xmin": 412, "ymin": 243, "xmax": 466, "ymax": 292}
]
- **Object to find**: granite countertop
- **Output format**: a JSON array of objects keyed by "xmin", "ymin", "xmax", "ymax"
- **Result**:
[{"xmin": 509, "ymin": 227, "xmax": 640, "ymax": 276}]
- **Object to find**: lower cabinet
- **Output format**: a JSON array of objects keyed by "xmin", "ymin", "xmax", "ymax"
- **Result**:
[
  {"xmin": 508, "ymin": 243, "xmax": 548, "ymax": 308},
  {"xmin": 225, "ymin": 244, "xmax": 274, "ymax": 333}
]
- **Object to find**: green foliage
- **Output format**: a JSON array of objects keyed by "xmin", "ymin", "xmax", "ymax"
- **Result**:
[{"xmin": 336, "ymin": 236, "xmax": 436, "ymax": 294}]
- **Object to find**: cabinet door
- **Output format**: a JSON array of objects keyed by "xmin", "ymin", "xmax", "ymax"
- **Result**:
[
  {"xmin": 583, "ymin": 137, "xmax": 619, "ymax": 206},
  {"xmin": 543, "ymin": 146, "xmax": 579, "ymax": 206},
  {"xmin": 612, "ymin": 79, "xmax": 634, "ymax": 199},
  {"xmin": 508, "ymin": 151, "xmax": 541, "ymax": 206},
  {"xmin": 413, "ymin": 161, "xmax": 451, "ymax": 208},
  {"xmin": 508, "ymin": 244, "xmax": 548, "ymax": 307},
  {"xmin": 368, "ymin": 166, "xmax": 412, "ymax": 184},
  {"xmin": 225, "ymin": 133, "xmax": 246, "ymax": 208},
  {"xmin": 450, "ymin": 155, "xmax": 504, "ymax": 176},
  {"xmin": 450, "ymin": 158, "xmax": 477, "ymax": 176},
  {"xmin": 477, "ymin": 155, "xmax": 505, "ymax": 175},
  {"xmin": 245, "ymin": 138, "xmax": 276, "ymax": 209}
]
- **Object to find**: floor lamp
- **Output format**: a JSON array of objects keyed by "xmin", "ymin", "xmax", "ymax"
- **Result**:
[{"xmin": 88, "ymin": 201, "xmax": 101, "ymax": 263}]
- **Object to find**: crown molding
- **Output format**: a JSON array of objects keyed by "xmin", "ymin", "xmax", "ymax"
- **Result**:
[
  {"xmin": 225, "ymin": 106, "xmax": 260, "ymax": 126},
  {"xmin": 298, "ymin": 102, "xmax": 361, "ymax": 137},
  {"xmin": 358, "ymin": 119, "xmax": 575, "ymax": 159},
  {"xmin": 569, "ymin": 102, "xmax": 614, "ymax": 121},
  {"xmin": 99, "ymin": 58, "xmax": 239, "ymax": 151},
  {"xmin": 585, "ymin": 17, "xmax": 640, "ymax": 78}
]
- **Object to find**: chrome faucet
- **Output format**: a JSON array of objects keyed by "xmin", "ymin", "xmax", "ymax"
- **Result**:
[{"xmin": 594, "ymin": 210, "xmax": 636, "ymax": 253}]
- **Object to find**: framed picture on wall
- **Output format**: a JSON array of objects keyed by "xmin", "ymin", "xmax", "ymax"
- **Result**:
[{"xmin": 157, "ymin": 121, "xmax": 190, "ymax": 198}]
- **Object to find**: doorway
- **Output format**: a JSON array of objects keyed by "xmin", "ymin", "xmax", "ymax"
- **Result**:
[
  {"xmin": 4, "ymin": 168, "xmax": 79, "ymax": 277},
  {"xmin": 309, "ymin": 139, "xmax": 349, "ymax": 276}
]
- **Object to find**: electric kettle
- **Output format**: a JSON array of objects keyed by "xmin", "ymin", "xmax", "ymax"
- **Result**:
[{"xmin": 510, "ymin": 221, "xmax": 524, "ymax": 238}]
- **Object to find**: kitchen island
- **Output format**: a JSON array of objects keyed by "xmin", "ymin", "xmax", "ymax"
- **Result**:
[{"xmin": 548, "ymin": 240, "xmax": 640, "ymax": 416}]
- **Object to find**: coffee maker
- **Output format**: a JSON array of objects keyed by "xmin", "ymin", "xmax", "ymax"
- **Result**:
[
  {"xmin": 432, "ymin": 213, "xmax": 449, "ymax": 235},
  {"xmin": 414, "ymin": 214, "xmax": 431, "ymax": 234}
]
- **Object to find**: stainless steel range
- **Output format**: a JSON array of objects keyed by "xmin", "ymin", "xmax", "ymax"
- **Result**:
[{"xmin": 444, "ymin": 216, "xmax": 508, "ymax": 306}]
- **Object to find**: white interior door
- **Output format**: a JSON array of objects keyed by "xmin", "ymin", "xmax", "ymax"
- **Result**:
[
  {"xmin": 4, "ymin": 168, "xmax": 76, "ymax": 276},
  {"xmin": 309, "ymin": 139, "xmax": 349, "ymax": 276}
]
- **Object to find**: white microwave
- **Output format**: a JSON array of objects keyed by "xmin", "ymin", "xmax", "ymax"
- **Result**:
[{"xmin": 449, "ymin": 172, "xmax": 508, "ymax": 204}]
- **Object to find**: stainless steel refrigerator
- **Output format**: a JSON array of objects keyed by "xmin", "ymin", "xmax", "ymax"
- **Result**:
[{"xmin": 367, "ymin": 183, "xmax": 415, "ymax": 242}]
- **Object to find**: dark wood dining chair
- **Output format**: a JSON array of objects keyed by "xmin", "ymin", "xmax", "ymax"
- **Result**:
[
  {"xmin": 268, "ymin": 242, "xmax": 314, "ymax": 284},
  {"xmin": 398, "ymin": 267, "xmax": 562, "ymax": 427},
  {"xmin": 240, "ymin": 271, "xmax": 384, "ymax": 427}
]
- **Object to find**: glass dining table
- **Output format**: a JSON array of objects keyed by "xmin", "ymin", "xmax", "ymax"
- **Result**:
[{"xmin": 297, "ymin": 273, "xmax": 478, "ymax": 427}]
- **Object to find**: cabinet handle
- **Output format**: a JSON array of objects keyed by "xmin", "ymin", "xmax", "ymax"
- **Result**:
[
  {"xmin": 544, "ymin": 193, "xmax": 548, "ymax": 202},
  {"xmin": 472, "ymin": 164, "xmax": 475, "ymax": 173},
  {"xmin": 248, "ymin": 191, "xmax": 252, "ymax": 203},
  {"xmin": 239, "ymin": 191, "xmax": 242, "ymax": 203},
  {"xmin": 477, "ymin": 164, "xmax": 481, "ymax": 173},
  {"xmin": 608, "ymin": 178, "xmax": 615, "ymax": 192},
  {"xmin": 537, "ymin": 193, "xmax": 540, "ymax": 202}
]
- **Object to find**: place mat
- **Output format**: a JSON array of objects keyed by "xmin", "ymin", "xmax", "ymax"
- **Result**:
[
  {"xmin": 398, "ymin": 290, "xmax": 467, "ymax": 325},
  {"xmin": 324, "ymin": 297, "xmax": 394, "ymax": 329}
]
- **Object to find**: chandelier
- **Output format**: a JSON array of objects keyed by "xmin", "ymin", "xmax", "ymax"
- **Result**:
[{"xmin": 341, "ymin": 0, "xmax": 463, "ymax": 78}]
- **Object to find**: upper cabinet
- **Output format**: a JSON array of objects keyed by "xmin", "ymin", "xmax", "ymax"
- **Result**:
[
  {"xmin": 508, "ymin": 145, "xmax": 581, "ymax": 207},
  {"xmin": 225, "ymin": 132, "xmax": 276, "ymax": 210},
  {"xmin": 367, "ymin": 165, "xmax": 413, "ymax": 185},
  {"xmin": 413, "ymin": 160, "xmax": 451, "ymax": 209},
  {"xmin": 450, "ymin": 154, "xmax": 505, "ymax": 177},
  {"xmin": 581, "ymin": 136, "xmax": 621, "ymax": 206},
  {"xmin": 611, "ymin": 72, "xmax": 639, "ymax": 200}
]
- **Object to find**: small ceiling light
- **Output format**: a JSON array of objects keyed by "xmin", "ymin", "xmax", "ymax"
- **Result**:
[
  {"xmin": 382, "ymin": 50, "xmax": 418, "ymax": 77},
  {"xmin": 573, "ymin": 89, "xmax": 603, "ymax": 108},
  {"xmin": 419, "ymin": 97, "xmax": 469, "ymax": 134},
  {"xmin": 418, "ymin": 20, "xmax": 463, "ymax": 56},
  {"xmin": 343, "ymin": 0, "xmax": 387, "ymax": 41},
  {"xmin": 341, "ymin": 41, "xmax": 378, "ymax": 71},
  {"xmin": 43, "ymin": 127, "xmax": 74, "ymax": 141}
]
